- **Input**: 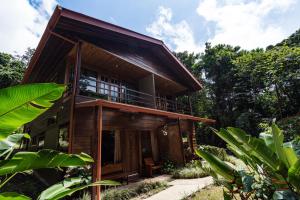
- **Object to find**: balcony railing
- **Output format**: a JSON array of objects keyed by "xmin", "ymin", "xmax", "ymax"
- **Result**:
[{"xmin": 78, "ymin": 76, "xmax": 192, "ymax": 114}]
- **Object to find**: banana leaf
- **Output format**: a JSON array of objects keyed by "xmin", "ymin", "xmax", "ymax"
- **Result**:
[
  {"xmin": 288, "ymin": 159, "xmax": 300, "ymax": 189},
  {"xmin": 195, "ymin": 148, "xmax": 237, "ymax": 182},
  {"xmin": 0, "ymin": 133, "xmax": 30, "ymax": 157},
  {"xmin": 271, "ymin": 123, "xmax": 292, "ymax": 169},
  {"xmin": 211, "ymin": 128, "xmax": 253, "ymax": 161},
  {"xmin": 227, "ymin": 127, "xmax": 283, "ymax": 172},
  {"xmin": 0, "ymin": 192, "xmax": 31, "ymax": 200},
  {"xmin": 0, "ymin": 83, "xmax": 65, "ymax": 140},
  {"xmin": 0, "ymin": 149, "xmax": 93, "ymax": 175},
  {"xmin": 38, "ymin": 177, "xmax": 119, "ymax": 200},
  {"xmin": 259, "ymin": 132, "xmax": 275, "ymax": 152}
]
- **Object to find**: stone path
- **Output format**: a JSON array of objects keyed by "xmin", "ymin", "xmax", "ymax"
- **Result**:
[{"xmin": 144, "ymin": 176, "xmax": 213, "ymax": 200}]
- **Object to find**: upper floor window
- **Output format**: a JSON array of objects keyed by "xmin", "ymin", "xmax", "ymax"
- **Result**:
[{"xmin": 80, "ymin": 68, "xmax": 97, "ymax": 93}]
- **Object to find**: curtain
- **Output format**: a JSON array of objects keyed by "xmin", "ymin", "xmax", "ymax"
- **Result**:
[
  {"xmin": 114, "ymin": 130, "xmax": 122, "ymax": 163},
  {"xmin": 150, "ymin": 131, "xmax": 159, "ymax": 162}
]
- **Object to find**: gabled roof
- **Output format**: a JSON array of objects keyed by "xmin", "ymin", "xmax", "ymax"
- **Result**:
[{"xmin": 23, "ymin": 6, "xmax": 202, "ymax": 91}]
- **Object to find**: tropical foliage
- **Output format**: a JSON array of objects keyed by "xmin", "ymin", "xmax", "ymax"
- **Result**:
[
  {"xmin": 196, "ymin": 123, "xmax": 300, "ymax": 200},
  {"xmin": 175, "ymin": 28, "xmax": 300, "ymax": 145},
  {"xmin": 0, "ymin": 83, "xmax": 116, "ymax": 199}
]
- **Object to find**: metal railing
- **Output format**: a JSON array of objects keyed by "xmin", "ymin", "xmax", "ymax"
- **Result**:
[{"xmin": 78, "ymin": 75, "xmax": 192, "ymax": 114}]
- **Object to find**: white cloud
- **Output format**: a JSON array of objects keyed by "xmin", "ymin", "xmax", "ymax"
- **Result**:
[
  {"xmin": 146, "ymin": 6, "xmax": 203, "ymax": 53},
  {"xmin": 0, "ymin": 0, "xmax": 57, "ymax": 55},
  {"xmin": 197, "ymin": 0, "xmax": 296, "ymax": 49}
]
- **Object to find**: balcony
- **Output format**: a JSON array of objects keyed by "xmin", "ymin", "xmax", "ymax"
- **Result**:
[{"xmin": 78, "ymin": 75, "xmax": 192, "ymax": 115}]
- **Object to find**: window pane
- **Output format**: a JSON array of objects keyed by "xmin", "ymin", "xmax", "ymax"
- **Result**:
[{"xmin": 80, "ymin": 69, "xmax": 97, "ymax": 93}]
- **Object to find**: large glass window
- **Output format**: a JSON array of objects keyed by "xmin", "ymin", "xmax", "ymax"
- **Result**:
[{"xmin": 80, "ymin": 69, "xmax": 97, "ymax": 93}]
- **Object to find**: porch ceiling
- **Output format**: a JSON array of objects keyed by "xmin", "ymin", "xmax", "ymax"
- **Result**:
[
  {"xmin": 68, "ymin": 42, "xmax": 187, "ymax": 94},
  {"xmin": 75, "ymin": 98, "xmax": 216, "ymax": 124}
]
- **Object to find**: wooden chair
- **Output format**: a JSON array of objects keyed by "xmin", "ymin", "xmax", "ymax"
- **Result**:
[{"xmin": 144, "ymin": 157, "xmax": 161, "ymax": 177}]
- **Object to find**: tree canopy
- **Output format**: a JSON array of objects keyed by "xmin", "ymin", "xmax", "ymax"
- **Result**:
[{"xmin": 175, "ymin": 29, "xmax": 300, "ymax": 145}]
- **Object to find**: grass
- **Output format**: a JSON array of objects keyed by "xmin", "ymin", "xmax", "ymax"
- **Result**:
[
  {"xmin": 184, "ymin": 185, "xmax": 223, "ymax": 200},
  {"xmin": 101, "ymin": 181, "xmax": 168, "ymax": 200}
]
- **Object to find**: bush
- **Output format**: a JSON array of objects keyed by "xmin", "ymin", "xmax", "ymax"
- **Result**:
[
  {"xmin": 102, "ymin": 181, "xmax": 168, "ymax": 200},
  {"xmin": 196, "ymin": 124, "xmax": 300, "ymax": 199},
  {"xmin": 102, "ymin": 188, "xmax": 136, "ymax": 200},
  {"xmin": 135, "ymin": 181, "xmax": 168, "ymax": 194},
  {"xmin": 161, "ymin": 160, "xmax": 176, "ymax": 174},
  {"xmin": 172, "ymin": 161, "xmax": 209, "ymax": 179},
  {"xmin": 277, "ymin": 115, "xmax": 300, "ymax": 141},
  {"xmin": 172, "ymin": 167, "xmax": 209, "ymax": 179},
  {"xmin": 200, "ymin": 145, "xmax": 229, "ymax": 161}
]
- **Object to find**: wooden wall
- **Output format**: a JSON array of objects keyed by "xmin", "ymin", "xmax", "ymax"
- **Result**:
[{"xmin": 27, "ymin": 99, "xmax": 71, "ymax": 151}]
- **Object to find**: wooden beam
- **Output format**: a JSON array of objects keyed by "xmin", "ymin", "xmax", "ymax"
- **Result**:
[
  {"xmin": 75, "ymin": 98, "xmax": 216, "ymax": 124},
  {"xmin": 96, "ymin": 105, "xmax": 103, "ymax": 200},
  {"xmin": 50, "ymin": 31, "xmax": 77, "ymax": 45},
  {"xmin": 178, "ymin": 119, "xmax": 186, "ymax": 164},
  {"xmin": 68, "ymin": 42, "xmax": 82, "ymax": 153}
]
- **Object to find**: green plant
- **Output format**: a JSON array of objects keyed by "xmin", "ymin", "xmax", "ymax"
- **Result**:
[
  {"xmin": 200, "ymin": 145, "xmax": 229, "ymax": 162},
  {"xmin": 102, "ymin": 181, "xmax": 168, "ymax": 200},
  {"xmin": 0, "ymin": 83, "xmax": 117, "ymax": 199},
  {"xmin": 161, "ymin": 160, "xmax": 176, "ymax": 174},
  {"xmin": 172, "ymin": 166, "xmax": 209, "ymax": 179},
  {"xmin": 196, "ymin": 123, "xmax": 300, "ymax": 199}
]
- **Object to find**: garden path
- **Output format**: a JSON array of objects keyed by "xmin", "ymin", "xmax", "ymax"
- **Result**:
[{"xmin": 144, "ymin": 176, "xmax": 213, "ymax": 200}]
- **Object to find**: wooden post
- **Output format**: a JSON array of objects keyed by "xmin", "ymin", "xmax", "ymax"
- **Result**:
[
  {"xmin": 96, "ymin": 105, "xmax": 103, "ymax": 200},
  {"xmin": 178, "ymin": 118, "xmax": 186, "ymax": 164},
  {"xmin": 68, "ymin": 42, "xmax": 82, "ymax": 154},
  {"xmin": 188, "ymin": 93, "xmax": 193, "ymax": 115}
]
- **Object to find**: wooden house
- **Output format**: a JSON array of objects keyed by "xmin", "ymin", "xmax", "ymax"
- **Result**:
[{"xmin": 22, "ymin": 6, "xmax": 215, "ymax": 199}]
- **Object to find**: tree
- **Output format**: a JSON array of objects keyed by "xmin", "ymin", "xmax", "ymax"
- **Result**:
[{"xmin": 0, "ymin": 52, "xmax": 25, "ymax": 88}]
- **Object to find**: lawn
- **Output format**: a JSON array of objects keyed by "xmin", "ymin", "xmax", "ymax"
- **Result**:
[{"xmin": 185, "ymin": 185, "xmax": 223, "ymax": 200}]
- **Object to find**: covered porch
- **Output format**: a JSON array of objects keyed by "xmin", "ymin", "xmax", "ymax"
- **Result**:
[{"xmin": 70, "ymin": 99, "xmax": 215, "ymax": 199}]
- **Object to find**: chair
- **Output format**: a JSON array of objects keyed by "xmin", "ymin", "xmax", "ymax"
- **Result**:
[{"xmin": 144, "ymin": 157, "xmax": 161, "ymax": 177}]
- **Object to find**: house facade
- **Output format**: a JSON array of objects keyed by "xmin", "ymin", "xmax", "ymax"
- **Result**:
[{"xmin": 23, "ymin": 6, "xmax": 215, "ymax": 199}]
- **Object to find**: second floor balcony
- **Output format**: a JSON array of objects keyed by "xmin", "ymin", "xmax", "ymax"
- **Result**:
[{"xmin": 78, "ymin": 75, "xmax": 192, "ymax": 115}]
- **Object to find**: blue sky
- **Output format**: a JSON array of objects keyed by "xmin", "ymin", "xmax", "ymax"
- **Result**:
[{"xmin": 1, "ymin": 0, "xmax": 300, "ymax": 54}]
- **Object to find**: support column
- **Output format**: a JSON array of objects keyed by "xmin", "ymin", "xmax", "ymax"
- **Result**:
[
  {"xmin": 96, "ymin": 105, "xmax": 102, "ymax": 200},
  {"xmin": 178, "ymin": 119, "xmax": 186, "ymax": 164},
  {"xmin": 68, "ymin": 42, "xmax": 82, "ymax": 153}
]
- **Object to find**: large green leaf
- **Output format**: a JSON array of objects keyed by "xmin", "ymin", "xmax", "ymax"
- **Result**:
[
  {"xmin": 282, "ymin": 142, "xmax": 298, "ymax": 168},
  {"xmin": 0, "ymin": 133, "xmax": 30, "ymax": 157},
  {"xmin": 195, "ymin": 148, "xmax": 237, "ymax": 182},
  {"xmin": 259, "ymin": 132, "xmax": 275, "ymax": 152},
  {"xmin": 211, "ymin": 128, "xmax": 252, "ymax": 161},
  {"xmin": 38, "ymin": 177, "xmax": 119, "ymax": 200},
  {"xmin": 227, "ymin": 127, "xmax": 283, "ymax": 172},
  {"xmin": 271, "ymin": 123, "xmax": 291, "ymax": 168},
  {"xmin": 0, "ymin": 83, "xmax": 65, "ymax": 140},
  {"xmin": 0, "ymin": 192, "xmax": 31, "ymax": 200},
  {"xmin": 288, "ymin": 159, "xmax": 300, "ymax": 189},
  {"xmin": 0, "ymin": 149, "xmax": 93, "ymax": 175}
]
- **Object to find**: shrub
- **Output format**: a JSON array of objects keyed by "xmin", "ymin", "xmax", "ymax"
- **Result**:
[
  {"xmin": 102, "ymin": 181, "xmax": 168, "ymax": 200},
  {"xmin": 277, "ymin": 115, "xmax": 300, "ymax": 141},
  {"xmin": 172, "ymin": 161, "xmax": 210, "ymax": 179},
  {"xmin": 172, "ymin": 167, "xmax": 209, "ymax": 179},
  {"xmin": 161, "ymin": 160, "xmax": 176, "ymax": 174},
  {"xmin": 196, "ymin": 124, "xmax": 300, "ymax": 199},
  {"xmin": 200, "ymin": 145, "xmax": 229, "ymax": 161}
]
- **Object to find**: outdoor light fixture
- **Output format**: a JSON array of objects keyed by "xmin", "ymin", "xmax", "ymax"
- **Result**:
[{"xmin": 161, "ymin": 124, "xmax": 168, "ymax": 136}]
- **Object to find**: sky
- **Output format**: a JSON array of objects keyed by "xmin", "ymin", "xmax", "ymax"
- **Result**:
[{"xmin": 1, "ymin": 0, "xmax": 300, "ymax": 55}]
